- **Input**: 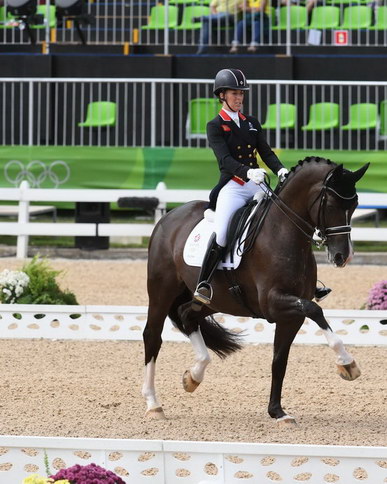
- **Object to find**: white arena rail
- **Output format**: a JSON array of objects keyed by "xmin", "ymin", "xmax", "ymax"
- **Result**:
[
  {"xmin": 0, "ymin": 435, "xmax": 386, "ymax": 483},
  {"xmin": 0, "ymin": 305, "xmax": 385, "ymax": 346},
  {"xmin": 0, "ymin": 180, "xmax": 210, "ymax": 258},
  {"xmin": 1, "ymin": 181, "xmax": 387, "ymax": 259}
]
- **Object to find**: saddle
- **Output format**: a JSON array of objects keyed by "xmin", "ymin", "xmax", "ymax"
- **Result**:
[
  {"xmin": 225, "ymin": 195, "xmax": 270, "ymax": 256},
  {"xmin": 183, "ymin": 194, "xmax": 270, "ymax": 270}
]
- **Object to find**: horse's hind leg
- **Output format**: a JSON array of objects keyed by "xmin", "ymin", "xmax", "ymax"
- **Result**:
[
  {"xmin": 183, "ymin": 327, "xmax": 211, "ymax": 393},
  {"xmin": 142, "ymin": 301, "xmax": 168, "ymax": 419},
  {"xmin": 170, "ymin": 299, "xmax": 212, "ymax": 393},
  {"xmin": 142, "ymin": 275, "xmax": 186, "ymax": 419}
]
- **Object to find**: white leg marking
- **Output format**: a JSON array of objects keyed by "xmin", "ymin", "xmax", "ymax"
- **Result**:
[
  {"xmin": 323, "ymin": 329, "xmax": 353, "ymax": 365},
  {"xmin": 188, "ymin": 329, "xmax": 211, "ymax": 383},
  {"xmin": 142, "ymin": 358, "xmax": 161, "ymax": 411}
]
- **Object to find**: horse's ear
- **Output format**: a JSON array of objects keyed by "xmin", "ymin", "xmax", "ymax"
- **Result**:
[
  {"xmin": 330, "ymin": 164, "xmax": 344, "ymax": 180},
  {"xmin": 352, "ymin": 162, "xmax": 370, "ymax": 183}
]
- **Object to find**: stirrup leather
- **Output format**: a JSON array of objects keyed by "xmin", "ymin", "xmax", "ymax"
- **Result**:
[{"xmin": 194, "ymin": 281, "xmax": 213, "ymax": 305}]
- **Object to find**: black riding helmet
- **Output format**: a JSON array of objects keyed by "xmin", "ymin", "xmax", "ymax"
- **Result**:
[{"xmin": 213, "ymin": 68, "xmax": 249, "ymax": 96}]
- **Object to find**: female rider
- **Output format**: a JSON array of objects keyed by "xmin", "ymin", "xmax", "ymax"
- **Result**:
[{"xmin": 193, "ymin": 68, "xmax": 330, "ymax": 305}]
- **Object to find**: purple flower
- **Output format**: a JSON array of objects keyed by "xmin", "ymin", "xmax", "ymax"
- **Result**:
[
  {"xmin": 367, "ymin": 280, "xmax": 387, "ymax": 310},
  {"xmin": 50, "ymin": 463, "xmax": 126, "ymax": 484}
]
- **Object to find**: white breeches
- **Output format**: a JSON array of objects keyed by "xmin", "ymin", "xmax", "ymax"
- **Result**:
[{"xmin": 214, "ymin": 179, "xmax": 264, "ymax": 247}]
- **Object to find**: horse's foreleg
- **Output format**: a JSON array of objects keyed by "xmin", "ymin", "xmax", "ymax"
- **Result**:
[
  {"xmin": 269, "ymin": 319, "xmax": 303, "ymax": 424},
  {"xmin": 183, "ymin": 327, "xmax": 211, "ymax": 392},
  {"xmin": 296, "ymin": 298, "xmax": 361, "ymax": 381},
  {"xmin": 322, "ymin": 329, "xmax": 361, "ymax": 380}
]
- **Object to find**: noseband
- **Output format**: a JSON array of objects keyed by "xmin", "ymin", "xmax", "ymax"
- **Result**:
[
  {"xmin": 265, "ymin": 169, "xmax": 357, "ymax": 248},
  {"xmin": 314, "ymin": 170, "xmax": 357, "ymax": 247}
]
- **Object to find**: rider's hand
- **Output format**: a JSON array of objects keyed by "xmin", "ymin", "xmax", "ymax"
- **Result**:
[
  {"xmin": 247, "ymin": 168, "xmax": 266, "ymax": 185},
  {"xmin": 277, "ymin": 167, "xmax": 289, "ymax": 182}
]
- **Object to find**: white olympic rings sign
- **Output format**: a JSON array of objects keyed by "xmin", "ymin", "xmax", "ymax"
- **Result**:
[{"xmin": 4, "ymin": 160, "xmax": 71, "ymax": 188}]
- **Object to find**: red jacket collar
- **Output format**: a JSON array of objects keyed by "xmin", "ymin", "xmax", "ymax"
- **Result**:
[{"xmin": 219, "ymin": 108, "xmax": 246, "ymax": 121}]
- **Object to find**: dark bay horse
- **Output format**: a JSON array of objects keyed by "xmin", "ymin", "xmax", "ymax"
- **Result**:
[{"xmin": 142, "ymin": 156, "xmax": 369, "ymax": 423}]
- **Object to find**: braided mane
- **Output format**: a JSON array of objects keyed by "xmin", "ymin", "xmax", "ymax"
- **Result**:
[{"xmin": 289, "ymin": 156, "xmax": 335, "ymax": 175}]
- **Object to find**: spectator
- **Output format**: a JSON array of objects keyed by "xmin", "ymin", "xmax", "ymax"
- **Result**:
[
  {"xmin": 230, "ymin": 0, "xmax": 270, "ymax": 53},
  {"xmin": 281, "ymin": 0, "xmax": 317, "ymax": 15},
  {"xmin": 196, "ymin": 0, "xmax": 244, "ymax": 55}
]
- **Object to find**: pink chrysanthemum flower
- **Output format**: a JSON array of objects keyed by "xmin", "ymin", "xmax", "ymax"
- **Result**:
[
  {"xmin": 50, "ymin": 463, "xmax": 126, "ymax": 484},
  {"xmin": 367, "ymin": 280, "xmax": 387, "ymax": 310}
]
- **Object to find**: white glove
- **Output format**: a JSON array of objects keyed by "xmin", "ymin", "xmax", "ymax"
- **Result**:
[
  {"xmin": 247, "ymin": 168, "xmax": 266, "ymax": 185},
  {"xmin": 277, "ymin": 167, "xmax": 289, "ymax": 182}
]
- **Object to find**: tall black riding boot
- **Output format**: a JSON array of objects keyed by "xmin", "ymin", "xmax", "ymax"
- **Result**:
[
  {"xmin": 193, "ymin": 233, "xmax": 224, "ymax": 305},
  {"xmin": 315, "ymin": 286, "xmax": 332, "ymax": 302}
]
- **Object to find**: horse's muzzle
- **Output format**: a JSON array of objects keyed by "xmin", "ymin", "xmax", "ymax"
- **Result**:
[{"xmin": 330, "ymin": 246, "xmax": 353, "ymax": 267}]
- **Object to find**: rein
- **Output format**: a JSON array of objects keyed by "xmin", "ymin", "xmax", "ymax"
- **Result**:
[{"xmin": 260, "ymin": 169, "xmax": 356, "ymax": 249}]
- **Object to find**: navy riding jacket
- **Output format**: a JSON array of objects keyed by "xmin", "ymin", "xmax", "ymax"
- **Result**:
[{"xmin": 207, "ymin": 108, "xmax": 284, "ymax": 210}]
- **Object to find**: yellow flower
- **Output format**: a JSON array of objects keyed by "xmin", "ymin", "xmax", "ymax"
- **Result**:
[
  {"xmin": 22, "ymin": 476, "xmax": 70, "ymax": 484},
  {"xmin": 22, "ymin": 475, "xmax": 53, "ymax": 484}
]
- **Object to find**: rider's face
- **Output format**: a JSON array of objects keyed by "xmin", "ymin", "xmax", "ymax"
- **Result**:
[{"xmin": 222, "ymin": 89, "xmax": 245, "ymax": 111}]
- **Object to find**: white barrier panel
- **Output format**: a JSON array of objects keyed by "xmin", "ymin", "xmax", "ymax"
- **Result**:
[
  {"xmin": 0, "ymin": 435, "xmax": 386, "ymax": 483},
  {"xmin": 0, "ymin": 305, "xmax": 386, "ymax": 346}
]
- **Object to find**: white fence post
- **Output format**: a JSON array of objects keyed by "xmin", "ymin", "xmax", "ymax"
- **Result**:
[
  {"xmin": 155, "ymin": 181, "xmax": 167, "ymax": 223},
  {"xmin": 16, "ymin": 180, "xmax": 30, "ymax": 259}
]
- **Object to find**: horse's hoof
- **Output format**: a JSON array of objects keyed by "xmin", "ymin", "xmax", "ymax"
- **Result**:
[
  {"xmin": 145, "ymin": 407, "xmax": 166, "ymax": 420},
  {"xmin": 182, "ymin": 370, "xmax": 200, "ymax": 393},
  {"xmin": 337, "ymin": 360, "xmax": 361, "ymax": 381},
  {"xmin": 276, "ymin": 415, "xmax": 297, "ymax": 426}
]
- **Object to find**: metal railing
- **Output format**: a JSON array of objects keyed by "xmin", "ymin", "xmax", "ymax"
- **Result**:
[
  {"xmin": 1, "ymin": 77, "xmax": 387, "ymax": 150},
  {"xmin": 0, "ymin": 0, "xmax": 386, "ymax": 50}
]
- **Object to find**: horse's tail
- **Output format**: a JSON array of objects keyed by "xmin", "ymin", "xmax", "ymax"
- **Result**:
[
  {"xmin": 168, "ymin": 294, "xmax": 243, "ymax": 359},
  {"xmin": 195, "ymin": 314, "xmax": 244, "ymax": 358}
]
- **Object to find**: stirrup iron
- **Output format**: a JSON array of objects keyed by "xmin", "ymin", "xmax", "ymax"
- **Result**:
[{"xmin": 193, "ymin": 281, "xmax": 213, "ymax": 305}]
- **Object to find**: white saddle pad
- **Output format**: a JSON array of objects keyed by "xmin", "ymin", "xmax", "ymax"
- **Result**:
[{"xmin": 183, "ymin": 204, "xmax": 259, "ymax": 270}]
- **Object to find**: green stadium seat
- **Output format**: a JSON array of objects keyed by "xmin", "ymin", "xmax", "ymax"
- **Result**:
[
  {"xmin": 301, "ymin": 102, "xmax": 339, "ymax": 131},
  {"xmin": 338, "ymin": 6, "xmax": 372, "ymax": 29},
  {"xmin": 78, "ymin": 101, "xmax": 117, "ymax": 128},
  {"xmin": 369, "ymin": 6, "xmax": 387, "ymax": 30},
  {"xmin": 141, "ymin": 5, "xmax": 179, "ymax": 29},
  {"xmin": 272, "ymin": 6, "xmax": 308, "ymax": 30},
  {"xmin": 261, "ymin": 103, "xmax": 296, "ymax": 129},
  {"xmin": 327, "ymin": 0, "xmax": 364, "ymax": 5},
  {"xmin": 306, "ymin": 6, "xmax": 340, "ymax": 29},
  {"xmin": 0, "ymin": 6, "xmax": 15, "ymax": 29},
  {"xmin": 169, "ymin": 0, "xmax": 198, "ymax": 4},
  {"xmin": 379, "ymin": 100, "xmax": 387, "ymax": 137},
  {"xmin": 175, "ymin": 6, "xmax": 210, "ymax": 30},
  {"xmin": 340, "ymin": 103, "xmax": 378, "ymax": 131},
  {"xmin": 186, "ymin": 97, "xmax": 219, "ymax": 138},
  {"xmin": 31, "ymin": 5, "xmax": 56, "ymax": 29},
  {"xmin": 269, "ymin": 6, "xmax": 277, "ymax": 25}
]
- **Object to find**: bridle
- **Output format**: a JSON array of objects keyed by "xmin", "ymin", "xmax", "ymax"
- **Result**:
[{"xmin": 263, "ymin": 169, "xmax": 357, "ymax": 249}]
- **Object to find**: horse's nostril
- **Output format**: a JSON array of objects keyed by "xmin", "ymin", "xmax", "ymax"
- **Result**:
[{"xmin": 334, "ymin": 253, "xmax": 345, "ymax": 266}]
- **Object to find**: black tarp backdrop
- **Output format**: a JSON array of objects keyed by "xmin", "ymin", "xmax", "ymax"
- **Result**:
[{"xmin": 1, "ymin": 47, "xmax": 387, "ymax": 81}]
